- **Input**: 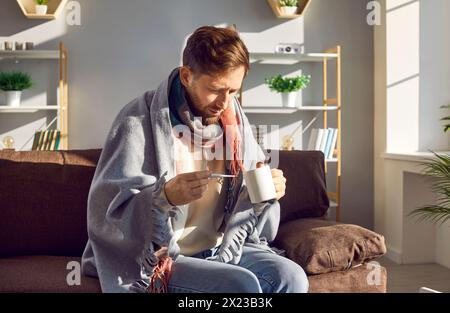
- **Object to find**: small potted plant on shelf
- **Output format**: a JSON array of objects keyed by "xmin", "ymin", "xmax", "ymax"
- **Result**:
[
  {"xmin": 279, "ymin": 0, "xmax": 298, "ymax": 15},
  {"xmin": 0, "ymin": 71, "xmax": 33, "ymax": 107},
  {"xmin": 35, "ymin": 0, "xmax": 49, "ymax": 15},
  {"xmin": 265, "ymin": 74, "xmax": 311, "ymax": 108}
]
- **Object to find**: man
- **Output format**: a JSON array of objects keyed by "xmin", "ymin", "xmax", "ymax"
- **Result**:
[{"xmin": 81, "ymin": 26, "xmax": 309, "ymax": 293}]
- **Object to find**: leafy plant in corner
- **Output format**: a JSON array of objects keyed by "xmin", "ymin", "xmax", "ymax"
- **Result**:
[
  {"xmin": 440, "ymin": 104, "xmax": 450, "ymax": 132},
  {"xmin": 409, "ymin": 105, "xmax": 450, "ymax": 225},
  {"xmin": 0, "ymin": 71, "xmax": 33, "ymax": 91},
  {"xmin": 265, "ymin": 74, "xmax": 311, "ymax": 93},
  {"xmin": 279, "ymin": 0, "xmax": 298, "ymax": 7},
  {"xmin": 35, "ymin": 0, "xmax": 49, "ymax": 5}
]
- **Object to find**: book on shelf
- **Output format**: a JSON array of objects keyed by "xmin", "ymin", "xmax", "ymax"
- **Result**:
[
  {"xmin": 36, "ymin": 131, "xmax": 44, "ymax": 150},
  {"xmin": 307, "ymin": 128, "xmax": 338, "ymax": 159},
  {"xmin": 31, "ymin": 131, "xmax": 40, "ymax": 150},
  {"xmin": 32, "ymin": 130, "xmax": 61, "ymax": 151},
  {"xmin": 324, "ymin": 129, "xmax": 336, "ymax": 158},
  {"xmin": 329, "ymin": 129, "xmax": 338, "ymax": 159},
  {"xmin": 45, "ymin": 130, "xmax": 53, "ymax": 150},
  {"xmin": 318, "ymin": 129, "xmax": 328, "ymax": 152}
]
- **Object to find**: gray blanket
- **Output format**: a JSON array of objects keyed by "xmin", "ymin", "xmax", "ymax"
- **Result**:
[{"xmin": 81, "ymin": 68, "xmax": 281, "ymax": 293}]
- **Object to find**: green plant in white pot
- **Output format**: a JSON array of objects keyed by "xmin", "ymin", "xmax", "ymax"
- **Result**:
[
  {"xmin": 35, "ymin": 0, "xmax": 49, "ymax": 15},
  {"xmin": 0, "ymin": 71, "xmax": 33, "ymax": 107},
  {"xmin": 265, "ymin": 74, "xmax": 311, "ymax": 108},
  {"xmin": 279, "ymin": 0, "xmax": 298, "ymax": 15}
]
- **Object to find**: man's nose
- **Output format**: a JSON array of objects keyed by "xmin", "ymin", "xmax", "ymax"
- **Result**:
[{"xmin": 218, "ymin": 92, "xmax": 231, "ymax": 108}]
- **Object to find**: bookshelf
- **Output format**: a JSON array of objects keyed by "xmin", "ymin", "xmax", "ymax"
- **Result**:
[
  {"xmin": 241, "ymin": 46, "xmax": 342, "ymax": 221},
  {"xmin": 0, "ymin": 42, "xmax": 68, "ymax": 151}
]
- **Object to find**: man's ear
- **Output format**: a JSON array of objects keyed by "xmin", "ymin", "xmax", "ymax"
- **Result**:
[{"xmin": 179, "ymin": 66, "xmax": 192, "ymax": 88}]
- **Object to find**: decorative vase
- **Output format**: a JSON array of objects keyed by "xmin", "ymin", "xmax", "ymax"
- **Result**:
[
  {"xmin": 4, "ymin": 41, "xmax": 13, "ymax": 51},
  {"xmin": 15, "ymin": 42, "xmax": 24, "ymax": 51},
  {"xmin": 35, "ymin": 5, "xmax": 48, "ymax": 15},
  {"xmin": 281, "ymin": 6, "xmax": 298, "ymax": 15},
  {"xmin": 2, "ymin": 136, "xmax": 16, "ymax": 150},
  {"xmin": 282, "ymin": 135, "xmax": 295, "ymax": 151},
  {"xmin": 281, "ymin": 92, "xmax": 298, "ymax": 108},
  {"xmin": 5, "ymin": 91, "xmax": 22, "ymax": 107}
]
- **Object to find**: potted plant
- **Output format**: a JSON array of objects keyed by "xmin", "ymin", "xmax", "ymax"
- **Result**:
[
  {"xmin": 409, "ymin": 105, "xmax": 450, "ymax": 225},
  {"xmin": 279, "ymin": 0, "xmax": 298, "ymax": 15},
  {"xmin": 265, "ymin": 74, "xmax": 311, "ymax": 108},
  {"xmin": 35, "ymin": 0, "xmax": 49, "ymax": 15},
  {"xmin": 0, "ymin": 71, "xmax": 33, "ymax": 107}
]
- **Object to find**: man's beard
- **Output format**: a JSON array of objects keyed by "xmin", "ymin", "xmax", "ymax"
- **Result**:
[
  {"xmin": 185, "ymin": 88, "xmax": 222, "ymax": 126},
  {"xmin": 204, "ymin": 115, "xmax": 221, "ymax": 126}
]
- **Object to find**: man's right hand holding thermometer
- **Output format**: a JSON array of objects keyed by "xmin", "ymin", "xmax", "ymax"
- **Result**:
[
  {"xmin": 164, "ymin": 169, "xmax": 212, "ymax": 206},
  {"xmin": 163, "ymin": 169, "xmax": 237, "ymax": 206}
]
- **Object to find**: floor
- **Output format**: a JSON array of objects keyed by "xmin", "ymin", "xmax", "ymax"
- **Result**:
[{"xmin": 378, "ymin": 256, "xmax": 450, "ymax": 293}]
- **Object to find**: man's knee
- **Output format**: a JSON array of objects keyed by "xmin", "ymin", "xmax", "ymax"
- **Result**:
[
  {"xmin": 266, "ymin": 259, "xmax": 309, "ymax": 293},
  {"xmin": 224, "ymin": 268, "xmax": 262, "ymax": 293},
  {"xmin": 287, "ymin": 266, "xmax": 309, "ymax": 293}
]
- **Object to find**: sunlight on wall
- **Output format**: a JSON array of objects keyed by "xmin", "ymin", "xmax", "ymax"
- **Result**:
[
  {"xmin": 386, "ymin": 0, "xmax": 417, "ymax": 10},
  {"xmin": 240, "ymin": 18, "xmax": 304, "ymax": 53},
  {"xmin": 0, "ymin": 117, "xmax": 49, "ymax": 151},
  {"xmin": 0, "ymin": 16, "xmax": 67, "ymax": 47},
  {"xmin": 386, "ymin": 0, "xmax": 420, "ymax": 152},
  {"xmin": 16, "ymin": 92, "xmax": 49, "ymax": 107}
]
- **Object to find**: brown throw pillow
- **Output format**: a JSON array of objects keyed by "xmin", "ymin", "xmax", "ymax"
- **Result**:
[{"xmin": 274, "ymin": 218, "xmax": 387, "ymax": 275}]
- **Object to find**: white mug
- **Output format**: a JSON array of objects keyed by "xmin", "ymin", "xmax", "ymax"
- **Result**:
[{"xmin": 243, "ymin": 165, "xmax": 277, "ymax": 204}]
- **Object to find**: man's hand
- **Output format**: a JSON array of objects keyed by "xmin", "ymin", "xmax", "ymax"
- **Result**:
[
  {"xmin": 256, "ymin": 162, "xmax": 287, "ymax": 201},
  {"xmin": 271, "ymin": 168, "xmax": 287, "ymax": 201},
  {"xmin": 164, "ymin": 169, "xmax": 211, "ymax": 206}
]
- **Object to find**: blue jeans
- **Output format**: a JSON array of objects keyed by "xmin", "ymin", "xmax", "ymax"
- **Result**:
[{"xmin": 167, "ymin": 245, "xmax": 309, "ymax": 293}]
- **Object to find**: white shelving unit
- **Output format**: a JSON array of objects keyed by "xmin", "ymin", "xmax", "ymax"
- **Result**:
[
  {"xmin": 242, "ymin": 48, "xmax": 342, "ymax": 221},
  {"xmin": 0, "ymin": 43, "xmax": 68, "ymax": 150},
  {"xmin": 243, "ymin": 106, "xmax": 339, "ymax": 114},
  {"xmin": 250, "ymin": 52, "xmax": 338, "ymax": 64},
  {"xmin": 0, "ymin": 50, "xmax": 60, "ymax": 60},
  {"xmin": 0, "ymin": 105, "xmax": 60, "ymax": 113}
]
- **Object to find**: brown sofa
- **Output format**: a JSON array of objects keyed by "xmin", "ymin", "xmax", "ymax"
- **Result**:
[{"xmin": 0, "ymin": 149, "xmax": 387, "ymax": 293}]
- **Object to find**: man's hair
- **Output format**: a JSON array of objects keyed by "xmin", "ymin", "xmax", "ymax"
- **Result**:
[{"xmin": 183, "ymin": 26, "xmax": 250, "ymax": 77}]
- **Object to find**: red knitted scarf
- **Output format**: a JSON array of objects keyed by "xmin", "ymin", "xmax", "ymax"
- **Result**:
[{"xmin": 219, "ymin": 104, "xmax": 245, "ymax": 183}]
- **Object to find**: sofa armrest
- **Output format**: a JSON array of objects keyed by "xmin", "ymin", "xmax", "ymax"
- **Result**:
[{"xmin": 273, "ymin": 218, "xmax": 387, "ymax": 275}]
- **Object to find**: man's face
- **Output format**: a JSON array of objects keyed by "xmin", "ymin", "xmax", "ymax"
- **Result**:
[{"xmin": 179, "ymin": 66, "xmax": 245, "ymax": 125}]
